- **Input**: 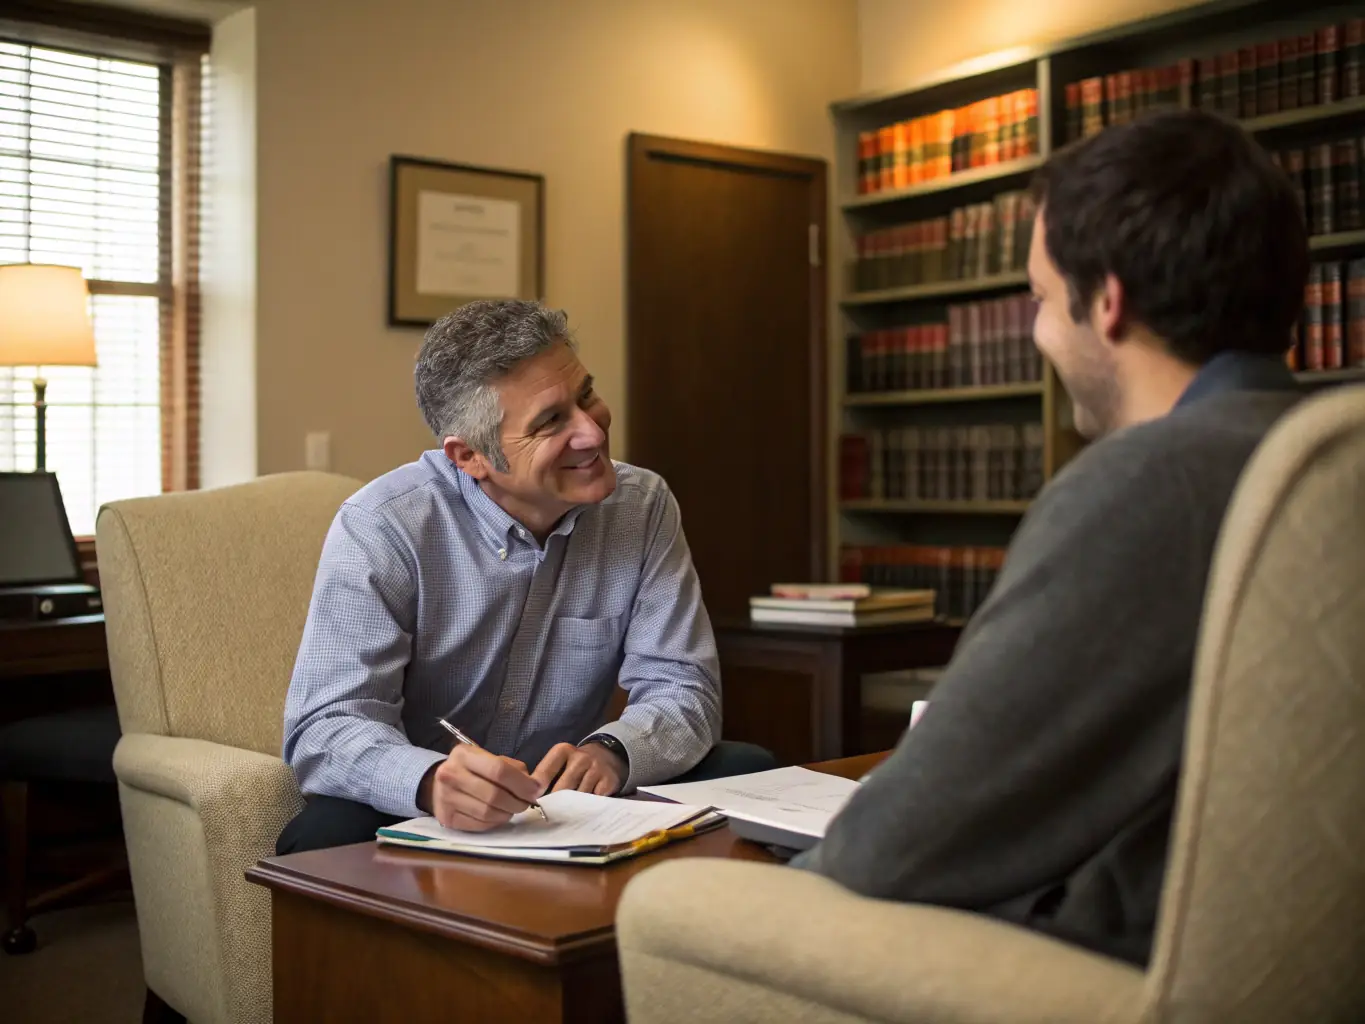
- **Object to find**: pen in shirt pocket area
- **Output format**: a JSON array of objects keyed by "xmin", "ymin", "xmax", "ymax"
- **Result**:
[{"xmin": 435, "ymin": 717, "xmax": 549, "ymax": 821}]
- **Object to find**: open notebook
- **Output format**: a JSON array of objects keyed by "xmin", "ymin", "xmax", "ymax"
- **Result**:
[{"xmin": 376, "ymin": 790, "xmax": 725, "ymax": 864}]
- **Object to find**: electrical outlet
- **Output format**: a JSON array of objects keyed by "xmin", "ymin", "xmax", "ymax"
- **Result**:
[{"xmin": 305, "ymin": 431, "xmax": 331, "ymax": 471}]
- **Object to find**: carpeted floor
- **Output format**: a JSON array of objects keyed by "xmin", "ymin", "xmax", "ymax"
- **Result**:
[{"xmin": 0, "ymin": 897, "xmax": 143, "ymax": 1023}]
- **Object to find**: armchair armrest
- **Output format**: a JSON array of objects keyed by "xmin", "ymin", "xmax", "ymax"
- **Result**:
[
  {"xmin": 113, "ymin": 734, "xmax": 304, "ymax": 1024},
  {"xmin": 114, "ymin": 733, "xmax": 304, "ymax": 826},
  {"xmin": 619, "ymin": 860, "xmax": 1146, "ymax": 1024}
]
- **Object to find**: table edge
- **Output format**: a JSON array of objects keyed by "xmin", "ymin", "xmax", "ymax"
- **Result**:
[{"xmin": 246, "ymin": 857, "xmax": 616, "ymax": 966}]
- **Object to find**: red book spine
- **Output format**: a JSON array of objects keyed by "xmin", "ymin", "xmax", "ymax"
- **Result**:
[
  {"xmin": 1300, "ymin": 32, "xmax": 1319, "ymax": 109},
  {"xmin": 1345, "ymin": 19, "xmax": 1364, "ymax": 99},
  {"xmin": 1319, "ymin": 25, "xmax": 1341, "ymax": 106},
  {"xmin": 839, "ymin": 546, "xmax": 864, "ymax": 585},
  {"xmin": 1305, "ymin": 264, "xmax": 1325, "ymax": 370},
  {"xmin": 1323, "ymin": 262, "xmax": 1345, "ymax": 369},
  {"xmin": 1348, "ymin": 259, "xmax": 1365, "ymax": 366},
  {"xmin": 1065, "ymin": 81, "xmax": 1081, "ymax": 141},
  {"xmin": 1237, "ymin": 47, "xmax": 1256, "ymax": 118},
  {"xmin": 1280, "ymin": 36, "xmax": 1299, "ymax": 112}
]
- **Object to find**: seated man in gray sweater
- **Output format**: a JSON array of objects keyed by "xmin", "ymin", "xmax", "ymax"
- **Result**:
[{"xmin": 793, "ymin": 109, "xmax": 1307, "ymax": 966}]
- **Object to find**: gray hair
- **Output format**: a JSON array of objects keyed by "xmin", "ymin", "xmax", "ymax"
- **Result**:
[{"xmin": 414, "ymin": 299, "xmax": 573, "ymax": 472}]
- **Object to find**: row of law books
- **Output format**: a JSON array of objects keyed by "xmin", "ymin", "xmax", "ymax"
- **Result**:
[
  {"xmin": 1067, "ymin": 62, "xmax": 1196, "ymax": 140},
  {"xmin": 849, "ymin": 190, "xmax": 1036, "ymax": 294},
  {"xmin": 1065, "ymin": 18, "xmax": 1365, "ymax": 142},
  {"xmin": 749, "ymin": 582, "xmax": 936, "ymax": 628},
  {"xmin": 840, "ymin": 545, "xmax": 1008, "ymax": 623},
  {"xmin": 847, "ymin": 294, "xmax": 1043, "ymax": 394},
  {"xmin": 1290, "ymin": 258, "xmax": 1365, "ymax": 372},
  {"xmin": 1269, "ymin": 134, "xmax": 1365, "ymax": 237},
  {"xmin": 856, "ymin": 88, "xmax": 1039, "ymax": 196},
  {"xmin": 840, "ymin": 424, "xmax": 1046, "ymax": 503}
]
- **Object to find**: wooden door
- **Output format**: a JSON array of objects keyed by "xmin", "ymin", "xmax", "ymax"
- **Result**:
[{"xmin": 627, "ymin": 134, "xmax": 827, "ymax": 621}]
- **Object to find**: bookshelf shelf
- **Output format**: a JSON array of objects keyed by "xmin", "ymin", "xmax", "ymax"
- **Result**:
[
  {"xmin": 843, "ymin": 271, "xmax": 1030, "ymax": 307},
  {"xmin": 841, "ymin": 156, "xmax": 1044, "ymax": 212},
  {"xmin": 1295, "ymin": 367, "xmax": 1365, "ymax": 385},
  {"xmin": 1242, "ymin": 95, "xmax": 1365, "ymax": 136},
  {"xmin": 841, "ymin": 499, "xmax": 1032, "ymax": 515},
  {"xmin": 1308, "ymin": 230, "xmax": 1365, "ymax": 253},
  {"xmin": 845, "ymin": 382, "xmax": 1044, "ymax": 407}
]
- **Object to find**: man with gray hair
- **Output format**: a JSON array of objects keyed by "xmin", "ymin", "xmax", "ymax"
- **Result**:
[{"xmin": 276, "ymin": 299, "xmax": 772, "ymax": 853}]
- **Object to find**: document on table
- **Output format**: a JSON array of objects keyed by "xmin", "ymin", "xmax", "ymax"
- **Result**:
[
  {"xmin": 639, "ymin": 767, "xmax": 861, "ymax": 839},
  {"xmin": 377, "ymin": 790, "xmax": 711, "ymax": 850}
]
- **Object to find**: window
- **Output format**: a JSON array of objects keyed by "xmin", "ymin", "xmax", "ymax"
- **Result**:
[{"xmin": 0, "ymin": 35, "xmax": 200, "ymax": 536}]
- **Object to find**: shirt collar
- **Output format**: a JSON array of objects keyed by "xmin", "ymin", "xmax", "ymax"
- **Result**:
[
  {"xmin": 1175, "ymin": 351, "xmax": 1301, "ymax": 409},
  {"xmin": 447, "ymin": 456, "xmax": 586, "ymax": 557}
]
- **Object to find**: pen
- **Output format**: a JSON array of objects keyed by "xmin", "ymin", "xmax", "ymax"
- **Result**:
[{"xmin": 435, "ymin": 717, "xmax": 549, "ymax": 821}]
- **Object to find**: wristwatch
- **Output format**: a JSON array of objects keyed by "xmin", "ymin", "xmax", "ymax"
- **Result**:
[{"xmin": 583, "ymin": 732, "xmax": 630, "ymax": 776}]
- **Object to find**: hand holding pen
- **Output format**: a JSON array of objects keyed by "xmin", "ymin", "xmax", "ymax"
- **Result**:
[{"xmin": 417, "ymin": 717, "xmax": 547, "ymax": 831}]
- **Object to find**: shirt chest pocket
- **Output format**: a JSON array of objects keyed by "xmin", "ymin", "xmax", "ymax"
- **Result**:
[{"xmin": 544, "ymin": 614, "xmax": 624, "ymax": 688}]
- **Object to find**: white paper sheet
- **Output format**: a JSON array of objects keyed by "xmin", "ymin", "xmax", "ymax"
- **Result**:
[
  {"xmin": 639, "ymin": 767, "xmax": 860, "ymax": 839},
  {"xmin": 379, "ymin": 790, "xmax": 709, "ymax": 850},
  {"xmin": 415, "ymin": 191, "xmax": 520, "ymax": 298}
]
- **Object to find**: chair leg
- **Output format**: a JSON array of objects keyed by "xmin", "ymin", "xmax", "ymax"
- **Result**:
[
  {"xmin": 2, "ymin": 781, "xmax": 36, "ymax": 955},
  {"xmin": 142, "ymin": 987, "xmax": 186, "ymax": 1024}
]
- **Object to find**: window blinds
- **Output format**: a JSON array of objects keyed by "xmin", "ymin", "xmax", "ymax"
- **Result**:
[{"xmin": 0, "ymin": 39, "xmax": 165, "ymax": 536}]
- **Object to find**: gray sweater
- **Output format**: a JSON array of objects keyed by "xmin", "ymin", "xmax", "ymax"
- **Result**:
[{"xmin": 796, "ymin": 365, "xmax": 1302, "ymax": 965}]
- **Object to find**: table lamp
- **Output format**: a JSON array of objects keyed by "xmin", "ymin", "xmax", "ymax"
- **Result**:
[{"xmin": 0, "ymin": 264, "xmax": 97, "ymax": 472}]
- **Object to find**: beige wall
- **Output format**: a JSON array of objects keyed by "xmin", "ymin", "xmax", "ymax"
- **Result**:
[
  {"xmin": 236, "ymin": 0, "xmax": 857, "ymax": 482},
  {"xmin": 201, "ymin": 6, "xmax": 257, "ymax": 488},
  {"xmin": 858, "ymin": 0, "xmax": 1207, "ymax": 94}
]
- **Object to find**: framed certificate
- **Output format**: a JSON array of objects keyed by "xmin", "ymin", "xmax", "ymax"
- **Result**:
[{"xmin": 387, "ymin": 156, "xmax": 545, "ymax": 327}]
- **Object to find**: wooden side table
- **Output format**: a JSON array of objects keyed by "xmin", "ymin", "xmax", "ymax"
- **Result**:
[
  {"xmin": 247, "ymin": 753, "xmax": 887, "ymax": 1024},
  {"xmin": 713, "ymin": 618, "xmax": 960, "ymax": 766}
]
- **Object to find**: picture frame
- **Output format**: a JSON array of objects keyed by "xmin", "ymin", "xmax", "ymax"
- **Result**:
[{"xmin": 387, "ymin": 155, "xmax": 545, "ymax": 328}]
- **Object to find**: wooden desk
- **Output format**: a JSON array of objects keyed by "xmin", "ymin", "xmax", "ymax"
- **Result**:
[
  {"xmin": 247, "ymin": 752, "xmax": 887, "ymax": 1024},
  {"xmin": 0, "ymin": 615, "xmax": 108, "ymax": 678},
  {"xmin": 0, "ymin": 615, "xmax": 110, "ymax": 724},
  {"xmin": 714, "ymin": 618, "xmax": 960, "ymax": 765}
]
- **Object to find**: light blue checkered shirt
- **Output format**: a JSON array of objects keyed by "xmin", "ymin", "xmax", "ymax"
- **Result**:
[{"xmin": 282, "ymin": 453, "xmax": 722, "ymax": 818}]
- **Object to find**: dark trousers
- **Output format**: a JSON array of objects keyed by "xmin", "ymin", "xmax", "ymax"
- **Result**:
[{"xmin": 276, "ymin": 740, "xmax": 777, "ymax": 856}]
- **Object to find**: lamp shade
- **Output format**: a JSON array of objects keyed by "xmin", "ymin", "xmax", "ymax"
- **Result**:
[{"xmin": 0, "ymin": 263, "xmax": 97, "ymax": 367}]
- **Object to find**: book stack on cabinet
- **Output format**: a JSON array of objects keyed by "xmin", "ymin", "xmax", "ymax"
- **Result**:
[{"xmin": 830, "ymin": 0, "xmax": 1365, "ymax": 631}]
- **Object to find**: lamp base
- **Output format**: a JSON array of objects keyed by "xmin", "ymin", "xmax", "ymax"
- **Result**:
[{"xmin": 32, "ymin": 376, "xmax": 47, "ymax": 473}]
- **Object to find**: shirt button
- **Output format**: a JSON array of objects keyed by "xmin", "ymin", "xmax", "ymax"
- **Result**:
[
  {"xmin": 517, "ymin": 528, "xmax": 527, "ymax": 539},
  {"xmin": 497, "ymin": 548, "xmax": 507, "ymax": 560}
]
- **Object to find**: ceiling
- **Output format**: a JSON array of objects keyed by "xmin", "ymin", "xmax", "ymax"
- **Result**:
[{"xmin": 64, "ymin": 0, "xmax": 251, "ymax": 24}]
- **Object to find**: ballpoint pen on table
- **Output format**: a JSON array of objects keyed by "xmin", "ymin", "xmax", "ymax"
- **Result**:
[{"xmin": 435, "ymin": 717, "xmax": 549, "ymax": 821}]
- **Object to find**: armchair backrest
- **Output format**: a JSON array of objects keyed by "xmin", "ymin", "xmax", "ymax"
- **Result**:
[
  {"xmin": 1145, "ymin": 386, "xmax": 1365, "ymax": 1022},
  {"xmin": 97, "ymin": 471, "xmax": 361, "ymax": 756}
]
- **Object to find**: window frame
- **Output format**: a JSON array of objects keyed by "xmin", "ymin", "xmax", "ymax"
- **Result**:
[{"xmin": 0, "ymin": 4, "xmax": 209, "ymax": 534}]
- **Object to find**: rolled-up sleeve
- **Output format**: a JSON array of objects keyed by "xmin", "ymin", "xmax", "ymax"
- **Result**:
[
  {"xmin": 282, "ymin": 503, "xmax": 445, "ymax": 818},
  {"xmin": 591, "ymin": 485, "xmax": 721, "ymax": 790}
]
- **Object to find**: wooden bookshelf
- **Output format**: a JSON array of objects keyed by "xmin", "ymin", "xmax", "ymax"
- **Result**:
[
  {"xmin": 829, "ymin": 0, "xmax": 1365, "ymax": 622},
  {"xmin": 841, "ymin": 156, "xmax": 1044, "ymax": 211},
  {"xmin": 840, "ymin": 499, "xmax": 1033, "ymax": 515},
  {"xmin": 843, "ymin": 271, "xmax": 1029, "ymax": 307},
  {"xmin": 1296, "ymin": 366, "xmax": 1365, "ymax": 385},
  {"xmin": 1242, "ymin": 94, "xmax": 1365, "ymax": 135},
  {"xmin": 1309, "ymin": 229, "xmax": 1365, "ymax": 253},
  {"xmin": 845, "ymin": 381, "xmax": 1044, "ymax": 407}
]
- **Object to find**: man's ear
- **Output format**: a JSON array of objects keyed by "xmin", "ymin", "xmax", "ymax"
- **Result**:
[
  {"xmin": 1092, "ymin": 271, "xmax": 1127, "ymax": 344},
  {"xmin": 443, "ymin": 436, "xmax": 490, "ymax": 480}
]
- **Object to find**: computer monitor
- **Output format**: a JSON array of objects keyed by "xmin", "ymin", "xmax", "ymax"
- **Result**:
[{"xmin": 0, "ymin": 471, "xmax": 83, "ymax": 586}]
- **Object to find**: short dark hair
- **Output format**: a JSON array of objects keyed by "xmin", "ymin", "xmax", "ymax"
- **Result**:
[{"xmin": 1030, "ymin": 109, "xmax": 1307, "ymax": 364}]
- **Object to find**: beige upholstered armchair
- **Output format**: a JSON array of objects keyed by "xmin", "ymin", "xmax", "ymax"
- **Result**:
[
  {"xmin": 97, "ymin": 471, "xmax": 361, "ymax": 1024},
  {"xmin": 619, "ymin": 385, "xmax": 1365, "ymax": 1024}
]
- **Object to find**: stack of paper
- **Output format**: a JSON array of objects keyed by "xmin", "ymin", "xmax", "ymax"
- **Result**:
[
  {"xmin": 639, "ymin": 767, "xmax": 861, "ymax": 851},
  {"xmin": 376, "ymin": 790, "xmax": 723, "ymax": 864}
]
